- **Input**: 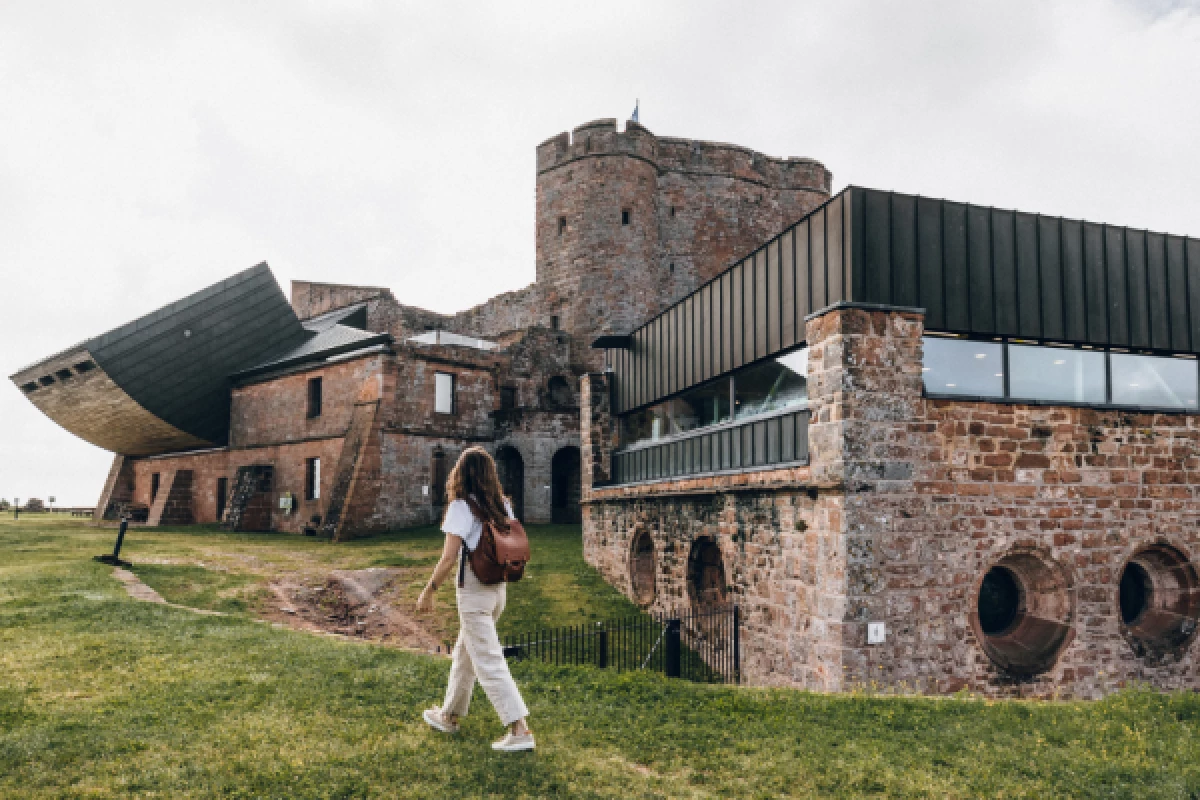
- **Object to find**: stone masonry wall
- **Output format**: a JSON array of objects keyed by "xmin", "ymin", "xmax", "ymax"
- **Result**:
[
  {"xmin": 583, "ymin": 304, "xmax": 1200, "ymax": 698},
  {"xmin": 231, "ymin": 355, "xmax": 384, "ymax": 448},
  {"xmin": 536, "ymin": 119, "xmax": 831, "ymax": 371}
]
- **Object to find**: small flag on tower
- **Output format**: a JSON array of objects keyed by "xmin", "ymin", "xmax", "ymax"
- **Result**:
[{"xmin": 631, "ymin": 99, "xmax": 639, "ymax": 123}]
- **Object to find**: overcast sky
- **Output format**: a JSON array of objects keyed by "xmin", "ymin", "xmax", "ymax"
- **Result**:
[{"xmin": 2, "ymin": 0, "xmax": 1199, "ymax": 506}]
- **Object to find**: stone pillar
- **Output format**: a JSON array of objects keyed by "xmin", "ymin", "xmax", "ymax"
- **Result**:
[
  {"xmin": 580, "ymin": 372, "xmax": 618, "ymax": 500},
  {"xmin": 804, "ymin": 302, "xmax": 926, "ymax": 691}
]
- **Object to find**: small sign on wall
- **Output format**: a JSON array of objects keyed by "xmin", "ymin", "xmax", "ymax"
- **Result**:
[
  {"xmin": 867, "ymin": 622, "xmax": 886, "ymax": 645},
  {"xmin": 422, "ymin": 485, "xmax": 429, "ymax": 496},
  {"xmin": 279, "ymin": 492, "xmax": 293, "ymax": 512}
]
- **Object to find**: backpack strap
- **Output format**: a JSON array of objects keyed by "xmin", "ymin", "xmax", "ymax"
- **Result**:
[{"xmin": 457, "ymin": 540, "xmax": 468, "ymax": 589}]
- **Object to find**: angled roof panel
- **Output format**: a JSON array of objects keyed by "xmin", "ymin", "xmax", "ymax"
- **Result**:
[{"xmin": 11, "ymin": 262, "xmax": 309, "ymax": 454}]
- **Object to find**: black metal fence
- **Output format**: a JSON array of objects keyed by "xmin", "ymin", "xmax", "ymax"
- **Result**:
[{"xmin": 501, "ymin": 605, "xmax": 741, "ymax": 684}]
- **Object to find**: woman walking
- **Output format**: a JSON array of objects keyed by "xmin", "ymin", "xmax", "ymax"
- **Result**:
[{"xmin": 417, "ymin": 447, "xmax": 535, "ymax": 752}]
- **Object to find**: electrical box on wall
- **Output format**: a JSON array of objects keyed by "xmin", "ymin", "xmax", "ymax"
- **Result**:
[{"xmin": 867, "ymin": 622, "xmax": 886, "ymax": 645}]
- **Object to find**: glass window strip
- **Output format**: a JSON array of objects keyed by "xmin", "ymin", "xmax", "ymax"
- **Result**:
[{"xmin": 923, "ymin": 336, "xmax": 1200, "ymax": 411}]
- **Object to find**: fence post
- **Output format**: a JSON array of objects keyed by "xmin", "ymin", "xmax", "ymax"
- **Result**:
[
  {"xmin": 665, "ymin": 618, "xmax": 681, "ymax": 678},
  {"xmin": 732, "ymin": 605, "xmax": 741, "ymax": 684},
  {"xmin": 597, "ymin": 627, "xmax": 609, "ymax": 669}
]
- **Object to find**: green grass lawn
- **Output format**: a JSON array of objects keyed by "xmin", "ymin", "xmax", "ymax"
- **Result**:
[{"xmin": 1, "ymin": 513, "xmax": 1198, "ymax": 798}]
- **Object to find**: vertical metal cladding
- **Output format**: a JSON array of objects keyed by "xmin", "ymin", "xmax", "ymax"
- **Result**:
[
  {"xmin": 610, "ymin": 190, "xmax": 854, "ymax": 413},
  {"xmin": 607, "ymin": 186, "xmax": 1200, "ymax": 414}
]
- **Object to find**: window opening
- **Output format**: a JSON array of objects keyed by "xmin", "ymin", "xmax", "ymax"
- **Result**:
[
  {"xmin": 55, "ymin": 369, "xmax": 72, "ymax": 381},
  {"xmin": 734, "ymin": 348, "xmax": 809, "ymax": 420},
  {"xmin": 548, "ymin": 376, "xmax": 572, "ymax": 407},
  {"xmin": 305, "ymin": 458, "xmax": 321, "ymax": 501},
  {"xmin": 550, "ymin": 315, "xmax": 560, "ymax": 330},
  {"xmin": 434, "ymin": 372, "xmax": 455, "ymax": 414},
  {"xmin": 558, "ymin": 216, "xmax": 566, "ymax": 236},
  {"xmin": 500, "ymin": 386, "xmax": 516, "ymax": 410},
  {"xmin": 924, "ymin": 336, "xmax": 1200, "ymax": 410},
  {"xmin": 216, "ymin": 477, "xmax": 228, "ymax": 521},
  {"xmin": 307, "ymin": 377, "xmax": 323, "ymax": 419},
  {"xmin": 621, "ymin": 209, "xmax": 631, "ymax": 226},
  {"xmin": 150, "ymin": 473, "xmax": 160, "ymax": 502}
]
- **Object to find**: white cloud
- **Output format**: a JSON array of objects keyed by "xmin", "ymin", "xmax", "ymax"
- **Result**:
[{"xmin": 1, "ymin": 0, "xmax": 1198, "ymax": 503}]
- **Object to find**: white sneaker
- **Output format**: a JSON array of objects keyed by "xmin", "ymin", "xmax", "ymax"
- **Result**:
[
  {"xmin": 492, "ymin": 731, "xmax": 535, "ymax": 752},
  {"xmin": 423, "ymin": 707, "xmax": 459, "ymax": 734}
]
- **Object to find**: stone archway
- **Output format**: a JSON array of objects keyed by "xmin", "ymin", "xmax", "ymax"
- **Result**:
[
  {"xmin": 494, "ymin": 445, "xmax": 525, "ymax": 521},
  {"xmin": 687, "ymin": 536, "xmax": 728, "ymax": 614},
  {"xmin": 550, "ymin": 446, "xmax": 581, "ymax": 524}
]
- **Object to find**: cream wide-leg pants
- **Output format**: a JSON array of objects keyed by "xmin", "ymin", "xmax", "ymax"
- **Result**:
[{"xmin": 441, "ymin": 558, "xmax": 529, "ymax": 727}]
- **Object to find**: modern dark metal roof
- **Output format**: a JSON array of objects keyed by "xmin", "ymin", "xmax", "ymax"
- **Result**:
[
  {"xmin": 607, "ymin": 186, "xmax": 1200, "ymax": 413},
  {"xmin": 12, "ymin": 262, "xmax": 310, "ymax": 452}
]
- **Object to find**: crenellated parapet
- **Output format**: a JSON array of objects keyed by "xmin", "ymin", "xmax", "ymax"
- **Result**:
[{"xmin": 536, "ymin": 118, "xmax": 830, "ymax": 194}]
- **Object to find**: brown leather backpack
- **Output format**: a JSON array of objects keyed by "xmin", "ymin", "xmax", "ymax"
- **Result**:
[{"xmin": 457, "ymin": 497, "xmax": 531, "ymax": 587}]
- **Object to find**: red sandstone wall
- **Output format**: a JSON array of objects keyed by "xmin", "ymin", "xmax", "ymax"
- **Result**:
[
  {"xmin": 128, "ymin": 437, "xmax": 344, "ymax": 532},
  {"xmin": 583, "ymin": 306, "xmax": 1200, "ymax": 698},
  {"xmin": 386, "ymin": 349, "xmax": 497, "ymax": 439},
  {"xmin": 231, "ymin": 356, "xmax": 384, "ymax": 448}
]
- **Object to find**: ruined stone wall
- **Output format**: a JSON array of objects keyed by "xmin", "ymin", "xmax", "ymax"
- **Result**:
[
  {"xmin": 231, "ymin": 356, "xmax": 384, "ymax": 448},
  {"xmin": 492, "ymin": 408, "xmax": 581, "ymax": 524},
  {"xmin": 452, "ymin": 283, "xmax": 543, "ymax": 339},
  {"xmin": 127, "ymin": 437, "xmax": 345, "ymax": 532},
  {"xmin": 375, "ymin": 433, "xmax": 467, "ymax": 530},
  {"xmin": 385, "ymin": 347, "xmax": 498, "ymax": 440},
  {"xmin": 291, "ymin": 281, "xmax": 388, "ymax": 320},
  {"xmin": 583, "ymin": 304, "xmax": 1200, "ymax": 697}
]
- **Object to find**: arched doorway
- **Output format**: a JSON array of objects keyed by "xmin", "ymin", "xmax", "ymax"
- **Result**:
[
  {"xmin": 551, "ymin": 446, "xmax": 581, "ymax": 524},
  {"xmin": 495, "ymin": 446, "xmax": 525, "ymax": 521}
]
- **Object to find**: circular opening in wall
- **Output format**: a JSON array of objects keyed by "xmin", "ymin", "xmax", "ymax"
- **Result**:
[
  {"xmin": 1119, "ymin": 544, "xmax": 1200, "ymax": 663},
  {"xmin": 629, "ymin": 531, "xmax": 656, "ymax": 606},
  {"xmin": 687, "ymin": 536, "xmax": 728, "ymax": 614},
  {"xmin": 972, "ymin": 551, "xmax": 1073, "ymax": 677}
]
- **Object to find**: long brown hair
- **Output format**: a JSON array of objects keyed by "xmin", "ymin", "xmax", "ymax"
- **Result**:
[{"xmin": 445, "ymin": 447, "xmax": 510, "ymax": 527}]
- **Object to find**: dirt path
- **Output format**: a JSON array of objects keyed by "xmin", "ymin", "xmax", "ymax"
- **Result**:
[
  {"xmin": 113, "ymin": 555, "xmax": 452, "ymax": 655},
  {"xmin": 111, "ymin": 567, "xmax": 226, "ymax": 617}
]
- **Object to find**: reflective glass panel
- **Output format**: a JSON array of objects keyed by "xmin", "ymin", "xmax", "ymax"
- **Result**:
[
  {"xmin": 673, "ymin": 378, "xmax": 732, "ymax": 433},
  {"xmin": 1110, "ymin": 354, "xmax": 1199, "ymax": 410},
  {"xmin": 621, "ymin": 402, "xmax": 671, "ymax": 447},
  {"xmin": 734, "ymin": 348, "xmax": 808, "ymax": 420},
  {"xmin": 1008, "ymin": 345, "xmax": 1105, "ymax": 404},
  {"xmin": 922, "ymin": 337, "xmax": 1004, "ymax": 397}
]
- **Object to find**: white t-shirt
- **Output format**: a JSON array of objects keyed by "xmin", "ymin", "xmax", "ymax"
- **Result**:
[{"xmin": 442, "ymin": 497, "xmax": 515, "ymax": 551}]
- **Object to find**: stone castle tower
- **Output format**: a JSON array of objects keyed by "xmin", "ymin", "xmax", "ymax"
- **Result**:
[{"xmin": 532, "ymin": 119, "xmax": 831, "ymax": 370}]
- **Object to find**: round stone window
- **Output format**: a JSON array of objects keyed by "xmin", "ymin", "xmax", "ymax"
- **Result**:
[
  {"xmin": 629, "ymin": 530, "xmax": 656, "ymax": 606},
  {"xmin": 687, "ymin": 536, "xmax": 728, "ymax": 614},
  {"xmin": 1119, "ymin": 544, "xmax": 1200, "ymax": 663},
  {"xmin": 973, "ymin": 551, "xmax": 1073, "ymax": 676}
]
